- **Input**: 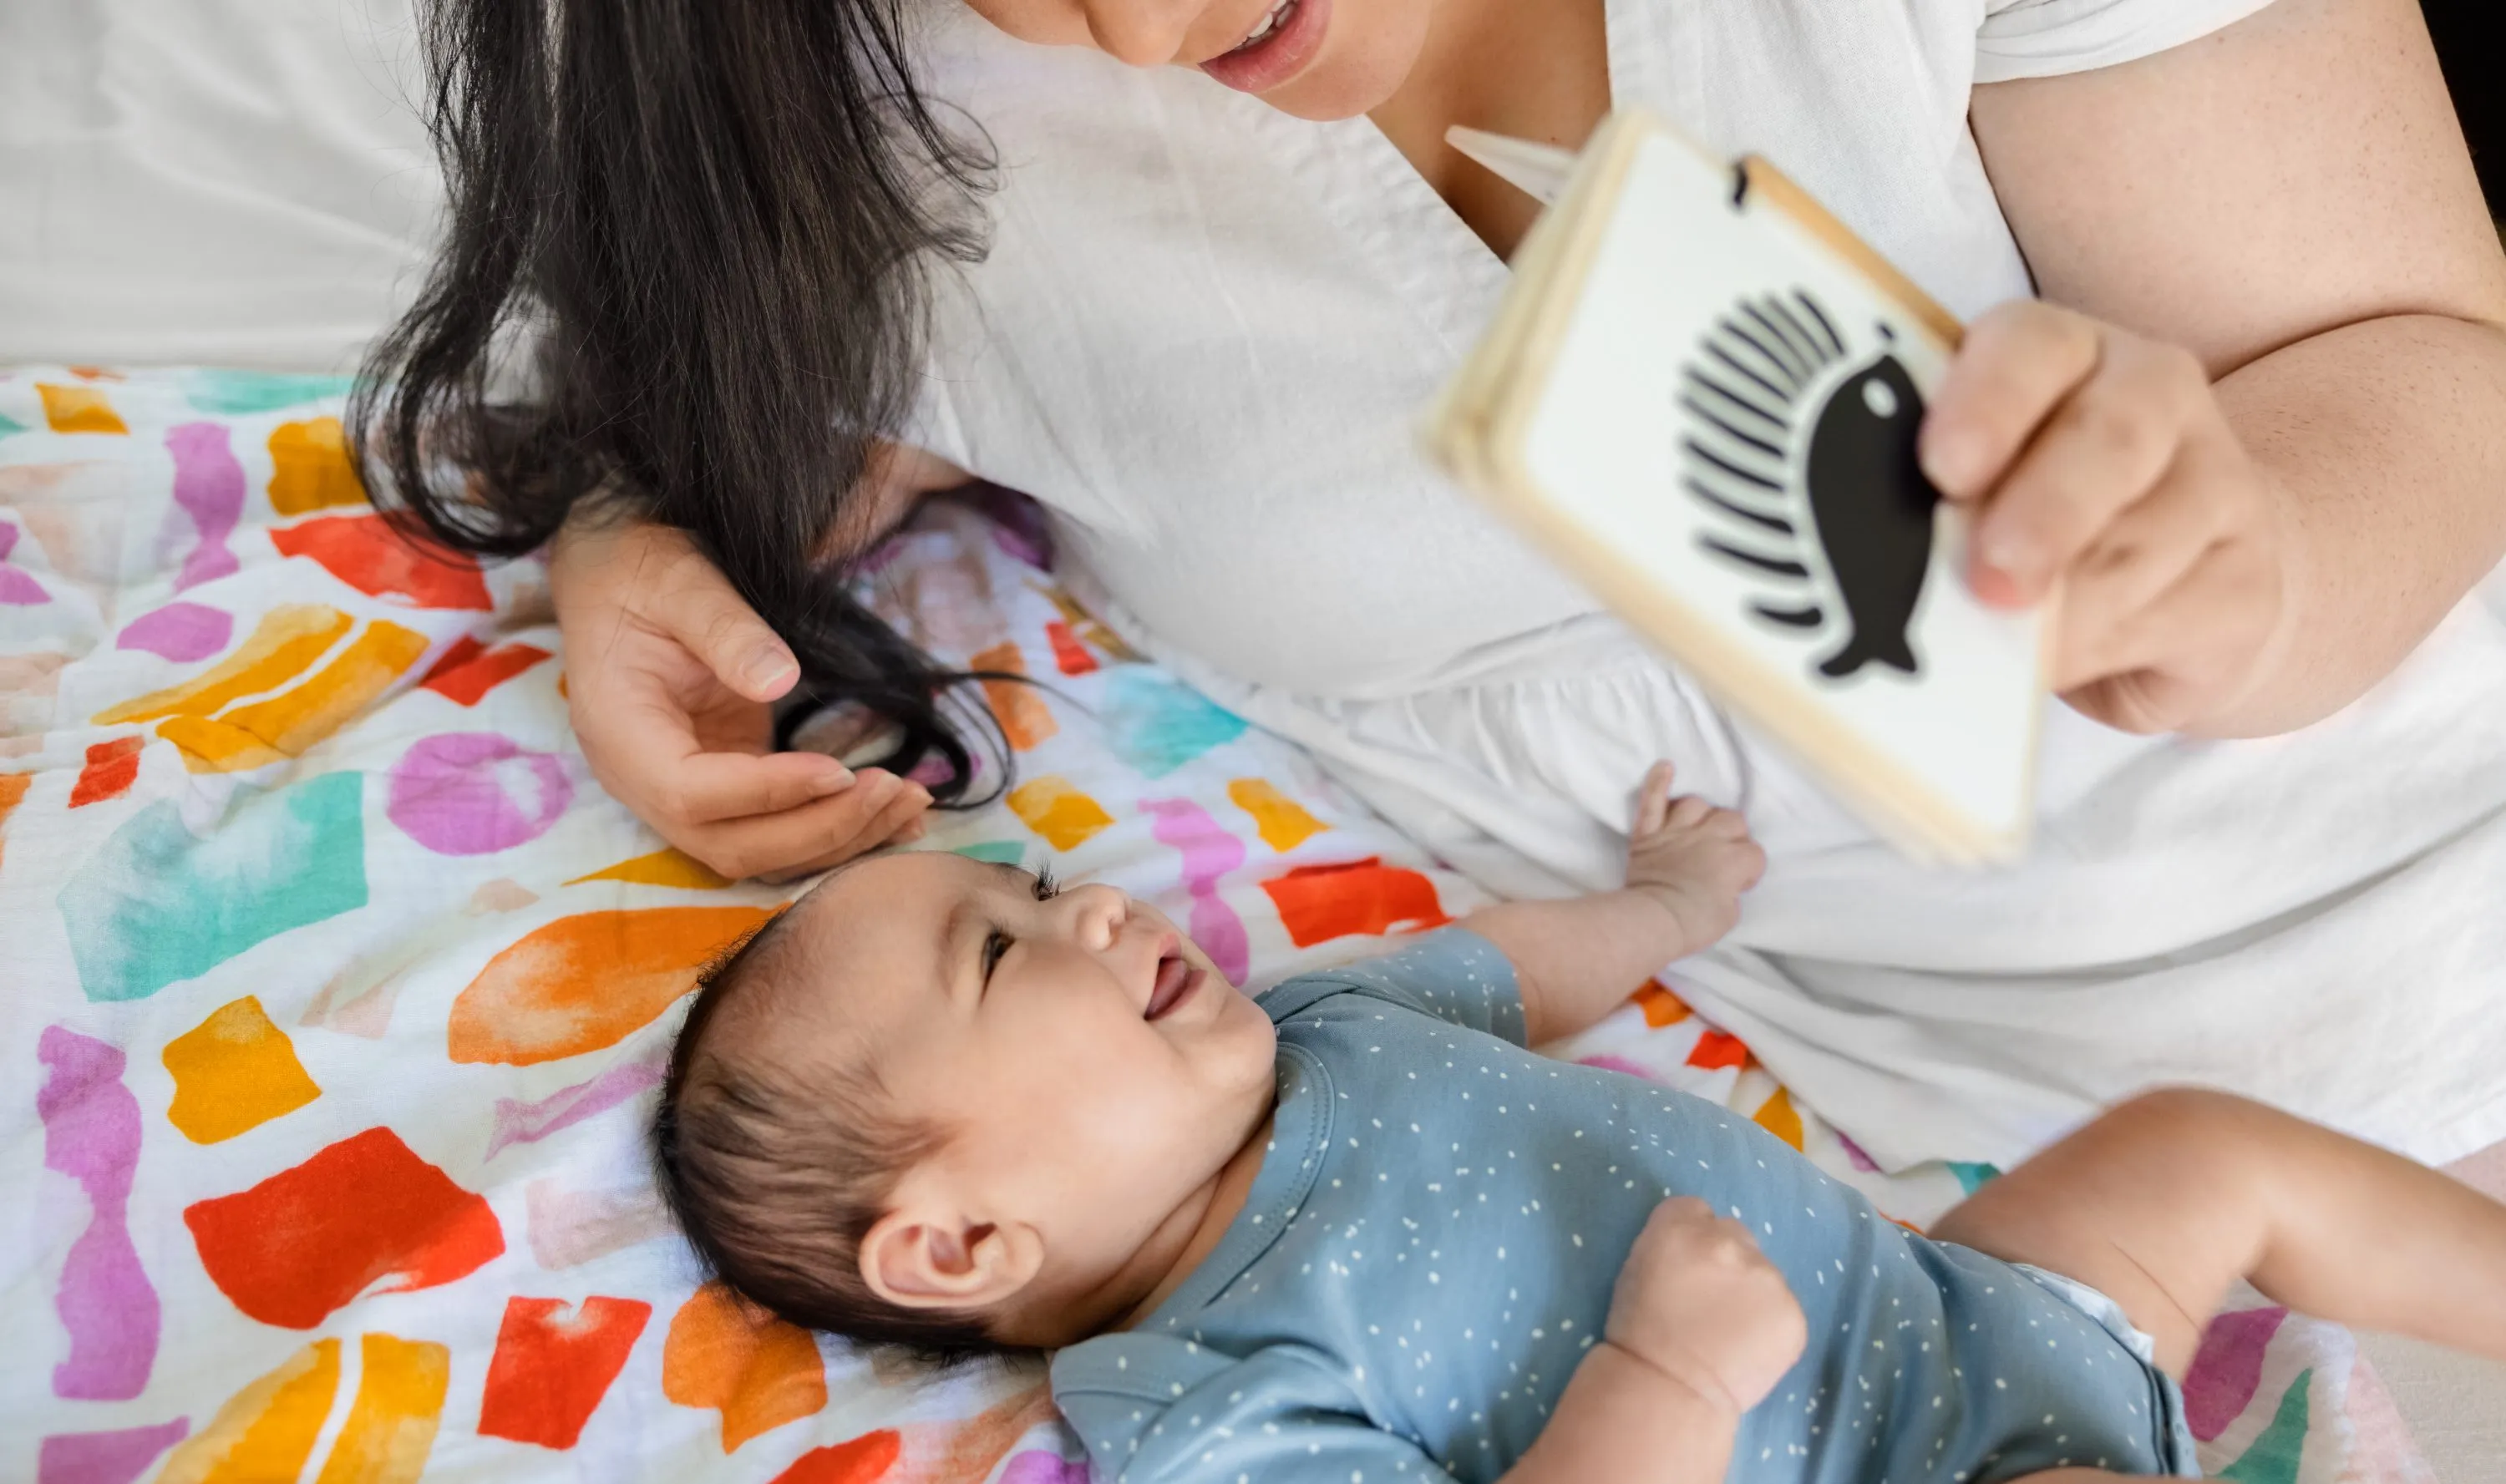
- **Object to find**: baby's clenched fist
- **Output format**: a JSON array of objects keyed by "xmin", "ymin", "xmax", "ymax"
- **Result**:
[{"xmin": 1604, "ymin": 1196, "xmax": 1808, "ymax": 1417}]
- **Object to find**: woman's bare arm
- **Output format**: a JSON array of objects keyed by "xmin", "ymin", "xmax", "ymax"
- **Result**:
[{"xmin": 1966, "ymin": 0, "xmax": 2506, "ymax": 735}]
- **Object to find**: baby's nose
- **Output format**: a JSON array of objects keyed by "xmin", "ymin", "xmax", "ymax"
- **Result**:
[{"xmin": 1067, "ymin": 882, "xmax": 1130, "ymax": 948}]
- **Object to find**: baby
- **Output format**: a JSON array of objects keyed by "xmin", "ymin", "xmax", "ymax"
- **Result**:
[{"xmin": 656, "ymin": 763, "xmax": 2506, "ymax": 1483}]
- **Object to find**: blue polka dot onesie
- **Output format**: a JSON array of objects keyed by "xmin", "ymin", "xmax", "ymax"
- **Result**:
[{"xmin": 1050, "ymin": 930, "xmax": 2198, "ymax": 1482}]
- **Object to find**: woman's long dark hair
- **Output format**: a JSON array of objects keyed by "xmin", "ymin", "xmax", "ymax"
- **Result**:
[{"xmin": 352, "ymin": 0, "xmax": 1000, "ymax": 797}]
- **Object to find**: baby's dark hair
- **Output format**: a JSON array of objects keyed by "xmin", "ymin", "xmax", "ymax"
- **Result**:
[{"xmin": 652, "ymin": 907, "xmax": 1008, "ymax": 1364}]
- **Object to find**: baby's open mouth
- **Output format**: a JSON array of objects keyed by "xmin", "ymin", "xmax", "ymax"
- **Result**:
[{"xmin": 1146, "ymin": 951, "xmax": 1201, "ymax": 1021}]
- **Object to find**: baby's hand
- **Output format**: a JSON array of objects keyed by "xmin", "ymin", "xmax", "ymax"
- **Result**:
[
  {"xmin": 1605, "ymin": 1197, "xmax": 1808, "ymax": 1417},
  {"xmin": 1624, "ymin": 762, "xmax": 1765, "ymax": 952}
]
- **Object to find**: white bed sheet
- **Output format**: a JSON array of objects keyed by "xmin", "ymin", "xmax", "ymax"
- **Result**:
[{"xmin": 0, "ymin": 0, "xmax": 438, "ymax": 372}]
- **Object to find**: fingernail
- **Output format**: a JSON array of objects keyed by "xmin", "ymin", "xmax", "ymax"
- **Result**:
[
  {"xmin": 740, "ymin": 644, "xmax": 797, "ymax": 692},
  {"xmin": 1969, "ymin": 560, "xmax": 2030, "ymax": 609},
  {"xmin": 811, "ymin": 765, "xmax": 855, "ymax": 794}
]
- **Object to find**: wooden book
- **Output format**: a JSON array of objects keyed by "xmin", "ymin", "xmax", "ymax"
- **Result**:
[{"xmin": 1425, "ymin": 110, "xmax": 2048, "ymax": 864}]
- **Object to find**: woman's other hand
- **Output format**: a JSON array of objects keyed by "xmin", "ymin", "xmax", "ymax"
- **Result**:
[
  {"xmin": 549, "ymin": 515, "xmax": 931, "ymax": 880},
  {"xmin": 1920, "ymin": 301, "xmax": 2291, "ymax": 736}
]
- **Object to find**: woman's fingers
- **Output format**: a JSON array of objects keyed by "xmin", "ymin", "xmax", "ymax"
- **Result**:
[
  {"xmin": 2057, "ymin": 534, "xmax": 2284, "ymax": 732},
  {"xmin": 2050, "ymin": 460, "xmax": 2239, "ymax": 679},
  {"xmin": 657, "ymin": 749, "xmax": 856, "ymax": 827},
  {"xmin": 698, "ymin": 770, "xmax": 931, "ymax": 882},
  {"xmin": 753, "ymin": 773, "xmax": 937, "ymax": 883},
  {"xmin": 1964, "ymin": 336, "xmax": 2210, "ymax": 605},
  {"xmin": 1919, "ymin": 301, "xmax": 2103, "ymax": 507},
  {"xmin": 644, "ymin": 538, "xmax": 802, "ymax": 702}
]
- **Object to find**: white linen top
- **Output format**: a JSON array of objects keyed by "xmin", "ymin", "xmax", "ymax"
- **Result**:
[{"xmin": 907, "ymin": 0, "xmax": 2506, "ymax": 1172}]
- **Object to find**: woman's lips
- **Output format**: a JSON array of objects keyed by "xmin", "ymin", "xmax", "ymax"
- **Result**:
[
  {"xmin": 1199, "ymin": 0, "xmax": 1328, "ymax": 95},
  {"xmin": 1146, "ymin": 953, "xmax": 1203, "ymax": 1021}
]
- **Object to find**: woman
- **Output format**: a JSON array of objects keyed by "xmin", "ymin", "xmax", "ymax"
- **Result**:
[{"xmin": 358, "ymin": 0, "xmax": 2506, "ymax": 1169}]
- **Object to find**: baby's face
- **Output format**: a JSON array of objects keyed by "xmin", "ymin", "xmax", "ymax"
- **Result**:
[{"xmin": 780, "ymin": 852, "xmax": 1278, "ymax": 1299}]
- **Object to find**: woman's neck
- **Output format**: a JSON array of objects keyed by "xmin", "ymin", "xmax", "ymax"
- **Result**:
[{"xmin": 1367, "ymin": 0, "xmax": 1610, "ymax": 260}]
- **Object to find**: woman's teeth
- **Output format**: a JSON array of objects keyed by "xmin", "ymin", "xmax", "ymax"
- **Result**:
[{"xmin": 1232, "ymin": 0, "xmax": 1296, "ymax": 52}]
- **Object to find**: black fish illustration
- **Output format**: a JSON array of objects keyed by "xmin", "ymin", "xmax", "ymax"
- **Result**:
[{"xmin": 1678, "ymin": 291, "xmax": 1940, "ymax": 681}]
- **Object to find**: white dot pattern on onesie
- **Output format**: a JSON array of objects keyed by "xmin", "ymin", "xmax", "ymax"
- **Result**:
[{"xmin": 1049, "ymin": 931, "xmax": 2189, "ymax": 1484}]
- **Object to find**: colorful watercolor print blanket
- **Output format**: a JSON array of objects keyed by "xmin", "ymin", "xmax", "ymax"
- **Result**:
[{"xmin": 0, "ymin": 368, "xmax": 2435, "ymax": 1484}]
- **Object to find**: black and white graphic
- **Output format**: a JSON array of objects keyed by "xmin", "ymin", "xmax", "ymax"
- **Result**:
[{"xmin": 1679, "ymin": 290, "xmax": 1941, "ymax": 681}]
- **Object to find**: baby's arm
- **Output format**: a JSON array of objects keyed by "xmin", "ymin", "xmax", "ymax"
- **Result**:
[
  {"xmin": 1503, "ymin": 1198, "xmax": 1807, "ymax": 1484},
  {"xmin": 1465, "ymin": 763, "xmax": 1765, "ymax": 1044}
]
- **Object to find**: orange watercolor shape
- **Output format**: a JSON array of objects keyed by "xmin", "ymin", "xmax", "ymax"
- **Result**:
[
  {"xmin": 970, "ymin": 641, "xmax": 1057, "ymax": 751},
  {"xmin": 182, "ymin": 1127, "xmax": 504, "ymax": 1329},
  {"xmin": 478, "ymin": 1295, "xmax": 652, "ymax": 1450},
  {"xmin": 269, "ymin": 513, "xmax": 492, "ymax": 610},
  {"xmin": 1633, "ymin": 979, "xmax": 1692, "ymax": 1028},
  {"xmin": 448, "ymin": 906, "xmax": 774, "ymax": 1066},
  {"xmin": 661, "ymin": 1282, "xmax": 828, "ymax": 1452},
  {"xmin": 1257, "ymin": 858, "xmax": 1453, "ymax": 949}
]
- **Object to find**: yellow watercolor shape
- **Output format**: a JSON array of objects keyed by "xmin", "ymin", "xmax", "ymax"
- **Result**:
[
  {"xmin": 566, "ymin": 846, "xmax": 733, "ymax": 890},
  {"xmin": 267, "ymin": 418, "xmax": 369, "ymax": 515},
  {"xmin": 38, "ymin": 383, "xmax": 129, "ymax": 435},
  {"xmin": 96, "ymin": 605, "xmax": 353, "ymax": 725},
  {"xmin": 157, "ymin": 1337, "xmax": 341, "ymax": 1484},
  {"xmin": 158, "ymin": 619, "xmax": 429, "ymax": 773},
  {"xmin": 662, "ymin": 1282, "xmax": 828, "ymax": 1452},
  {"xmin": 1227, "ymin": 778, "xmax": 1328, "ymax": 853},
  {"xmin": 163, "ymin": 995, "xmax": 322, "ymax": 1143},
  {"xmin": 313, "ymin": 1334, "xmax": 449, "ymax": 1484},
  {"xmin": 1007, "ymin": 776, "xmax": 1113, "ymax": 852},
  {"xmin": 1753, "ymin": 1086, "xmax": 1805, "ymax": 1152}
]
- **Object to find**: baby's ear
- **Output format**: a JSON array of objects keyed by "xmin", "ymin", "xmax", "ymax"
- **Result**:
[{"xmin": 860, "ymin": 1203, "xmax": 1042, "ymax": 1314}]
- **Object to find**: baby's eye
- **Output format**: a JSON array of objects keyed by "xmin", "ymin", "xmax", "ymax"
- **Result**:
[
  {"xmin": 982, "ymin": 929, "xmax": 1012, "ymax": 980},
  {"xmin": 1031, "ymin": 865, "xmax": 1061, "ymax": 901}
]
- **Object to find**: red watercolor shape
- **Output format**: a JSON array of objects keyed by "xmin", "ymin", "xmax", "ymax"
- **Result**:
[
  {"xmin": 421, "ymin": 636, "xmax": 551, "ymax": 706},
  {"xmin": 478, "ymin": 1295, "xmax": 652, "ymax": 1450},
  {"xmin": 1257, "ymin": 857, "xmax": 1451, "ymax": 948},
  {"xmin": 1044, "ymin": 621, "xmax": 1097, "ymax": 676},
  {"xmin": 1684, "ymin": 1029, "xmax": 1751, "ymax": 1072},
  {"xmin": 181, "ymin": 1127, "xmax": 504, "ymax": 1329},
  {"xmin": 269, "ymin": 514, "xmax": 491, "ymax": 610},
  {"xmin": 770, "ymin": 1431, "xmax": 902, "ymax": 1484},
  {"xmin": 69, "ymin": 737, "xmax": 145, "ymax": 808}
]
